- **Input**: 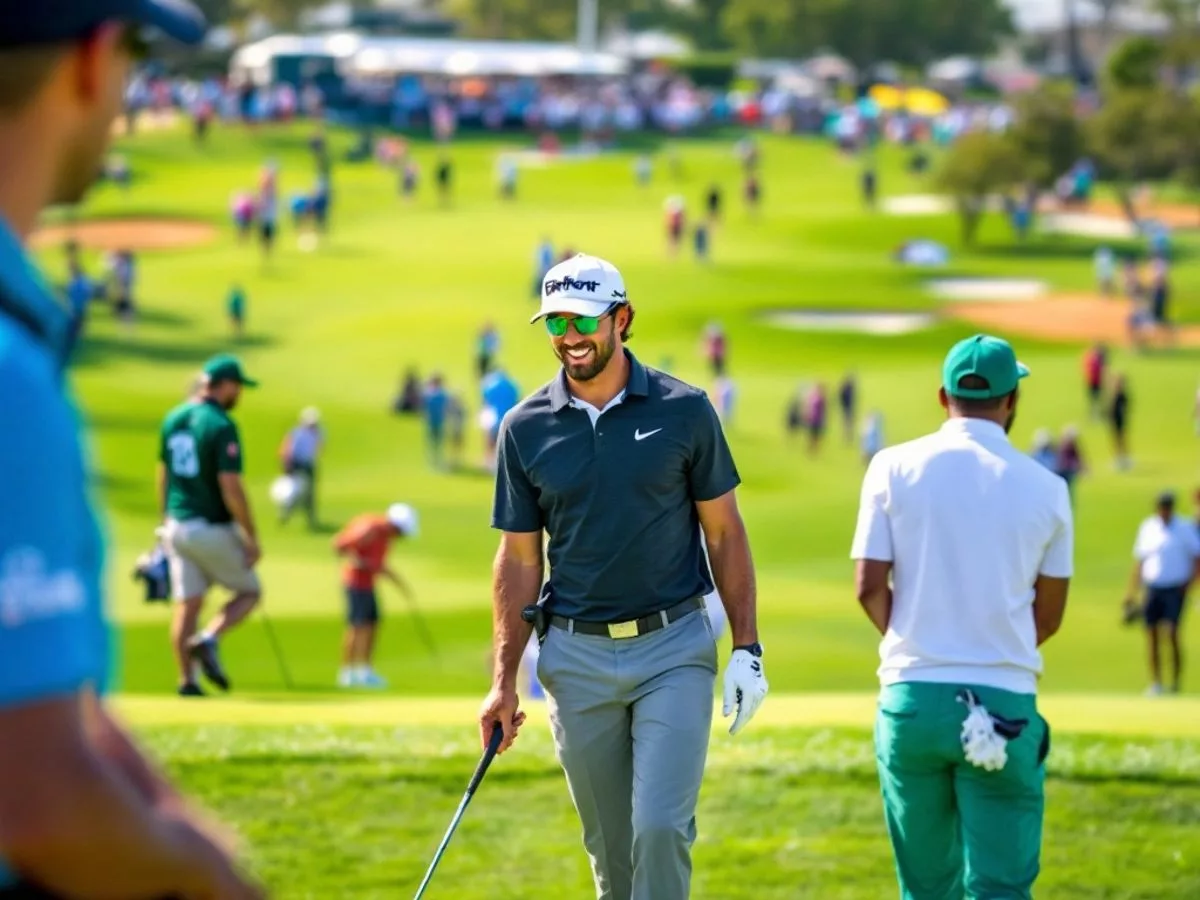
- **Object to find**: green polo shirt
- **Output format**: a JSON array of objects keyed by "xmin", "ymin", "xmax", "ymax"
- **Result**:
[
  {"xmin": 491, "ymin": 351, "xmax": 740, "ymax": 622},
  {"xmin": 160, "ymin": 398, "xmax": 243, "ymax": 524}
]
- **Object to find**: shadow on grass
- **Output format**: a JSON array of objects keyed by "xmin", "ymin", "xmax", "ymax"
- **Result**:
[
  {"xmin": 974, "ymin": 239, "xmax": 1192, "ymax": 263},
  {"xmin": 71, "ymin": 331, "xmax": 277, "ymax": 370}
]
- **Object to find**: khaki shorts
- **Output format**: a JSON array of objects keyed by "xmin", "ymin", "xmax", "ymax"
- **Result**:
[{"xmin": 162, "ymin": 518, "xmax": 261, "ymax": 601}]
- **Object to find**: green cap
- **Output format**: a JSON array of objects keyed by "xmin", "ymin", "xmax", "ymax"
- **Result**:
[
  {"xmin": 203, "ymin": 353, "xmax": 258, "ymax": 388},
  {"xmin": 942, "ymin": 334, "xmax": 1029, "ymax": 399}
]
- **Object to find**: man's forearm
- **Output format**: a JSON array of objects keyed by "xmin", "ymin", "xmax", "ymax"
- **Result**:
[
  {"xmin": 2, "ymin": 749, "xmax": 211, "ymax": 897},
  {"xmin": 707, "ymin": 523, "xmax": 758, "ymax": 646},
  {"xmin": 85, "ymin": 698, "xmax": 180, "ymax": 811},
  {"xmin": 491, "ymin": 552, "xmax": 541, "ymax": 689},
  {"xmin": 1127, "ymin": 562, "xmax": 1143, "ymax": 598},
  {"xmin": 220, "ymin": 480, "xmax": 257, "ymax": 541},
  {"xmin": 861, "ymin": 589, "xmax": 893, "ymax": 636}
]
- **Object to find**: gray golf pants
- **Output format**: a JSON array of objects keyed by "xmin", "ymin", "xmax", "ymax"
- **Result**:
[{"xmin": 536, "ymin": 607, "xmax": 718, "ymax": 900}]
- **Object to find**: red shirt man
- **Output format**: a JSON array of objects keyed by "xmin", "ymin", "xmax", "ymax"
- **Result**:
[{"xmin": 332, "ymin": 504, "xmax": 418, "ymax": 688}]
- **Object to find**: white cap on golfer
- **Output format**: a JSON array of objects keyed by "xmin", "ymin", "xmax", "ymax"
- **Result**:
[
  {"xmin": 387, "ymin": 503, "xmax": 419, "ymax": 536},
  {"xmin": 300, "ymin": 406, "xmax": 320, "ymax": 425},
  {"xmin": 531, "ymin": 253, "xmax": 628, "ymax": 324}
]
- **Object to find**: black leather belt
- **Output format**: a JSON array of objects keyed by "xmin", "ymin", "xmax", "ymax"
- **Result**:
[{"xmin": 550, "ymin": 596, "xmax": 703, "ymax": 639}]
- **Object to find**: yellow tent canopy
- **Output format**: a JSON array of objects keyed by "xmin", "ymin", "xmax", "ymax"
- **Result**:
[{"xmin": 867, "ymin": 84, "xmax": 949, "ymax": 116}]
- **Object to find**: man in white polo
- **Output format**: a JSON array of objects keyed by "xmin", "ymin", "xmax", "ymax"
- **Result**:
[
  {"xmin": 1125, "ymin": 491, "xmax": 1200, "ymax": 695},
  {"xmin": 851, "ymin": 334, "xmax": 1074, "ymax": 900}
]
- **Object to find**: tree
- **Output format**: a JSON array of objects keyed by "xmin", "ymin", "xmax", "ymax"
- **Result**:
[
  {"xmin": 1087, "ymin": 87, "xmax": 1194, "ymax": 220},
  {"xmin": 1105, "ymin": 35, "xmax": 1166, "ymax": 89},
  {"xmin": 935, "ymin": 130, "xmax": 1027, "ymax": 245},
  {"xmin": 1007, "ymin": 82, "xmax": 1085, "ymax": 192}
]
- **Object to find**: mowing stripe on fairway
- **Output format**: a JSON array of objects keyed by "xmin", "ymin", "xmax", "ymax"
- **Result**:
[{"xmin": 113, "ymin": 692, "xmax": 1200, "ymax": 737}]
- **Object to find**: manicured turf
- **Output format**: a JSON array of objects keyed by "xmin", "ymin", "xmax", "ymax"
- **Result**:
[{"xmin": 37, "ymin": 120, "xmax": 1200, "ymax": 896}]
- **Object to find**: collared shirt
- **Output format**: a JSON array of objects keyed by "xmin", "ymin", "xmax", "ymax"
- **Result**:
[
  {"xmin": 851, "ymin": 417, "xmax": 1074, "ymax": 695},
  {"xmin": 492, "ymin": 351, "xmax": 740, "ymax": 622},
  {"xmin": 1133, "ymin": 515, "xmax": 1200, "ymax": 588},
  {"xmin": 0, "ymin": 219, "xmax": 108, "ymax": 887},
  {"xmin": 288, "ymin": 424, "xmax": 322, "ymax": 465}
]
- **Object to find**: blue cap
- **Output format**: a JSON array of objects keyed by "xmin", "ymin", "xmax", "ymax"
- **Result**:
[{"xmin": 0, "ymin": 0, "xmax": 207, "ymax": 49}]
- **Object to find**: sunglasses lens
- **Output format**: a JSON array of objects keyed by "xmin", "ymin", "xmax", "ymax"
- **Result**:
[
  {"xmin": 574, "ymin": 317, "xmax": 600, "ymax": 335},
  {"xmin": 546, "ymin": 317, "xmax": 568, "ymax": 337}
]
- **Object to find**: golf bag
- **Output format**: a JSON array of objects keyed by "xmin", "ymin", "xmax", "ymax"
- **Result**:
[
  {"xmin": 270, "ymin": 470, "xmax": 311, "ymax": 520},
  {"xmin": 133, "ymin": 543, "xmax": 171, "ymax": 603}
]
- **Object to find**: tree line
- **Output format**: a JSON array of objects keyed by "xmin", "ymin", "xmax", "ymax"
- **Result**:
[
  {"xmin": 195, "ymin": 0, "xmax": 1017, "ymax": 69},
  {"xmin": 938, "ymin": 27, "xmax": 1200, "ymax": 244}
]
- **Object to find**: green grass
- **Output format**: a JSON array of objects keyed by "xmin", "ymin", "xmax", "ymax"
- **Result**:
[
  {"xmin": 34, "ymin": 120, "xmax": 1200, "ymax": 896},
  {"xmin": 131, "ymin": 716, "xmax": 1200, "ymax": 899}
]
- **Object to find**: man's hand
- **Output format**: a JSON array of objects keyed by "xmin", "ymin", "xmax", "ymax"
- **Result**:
[
  {"xmin": 168, "ymin": 818, "xmax": 266, "ymax": 900},
  {"xmin": 722, "ymin": 649, "xmax": 768, "ymax": 736},
  {"xmin": 242, "ymin": 537, "xmax": 261, "ymax": 569},
  {"xmin": 478, "ymin": 685, "xmax": 527, "ymax": 755}
]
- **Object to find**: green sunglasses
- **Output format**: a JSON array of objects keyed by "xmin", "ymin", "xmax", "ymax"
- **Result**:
[{"xmin": 545, "ymin": 308, "xmax": 615, "ymax": 338}]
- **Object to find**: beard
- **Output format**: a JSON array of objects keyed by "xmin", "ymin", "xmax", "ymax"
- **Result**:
[{"xmin": 556, "ymin": 329, "xmax": 616, "ymax": 382}]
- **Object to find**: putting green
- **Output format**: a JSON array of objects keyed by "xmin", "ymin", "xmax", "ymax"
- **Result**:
[{"xmin": 112, "ymin": 691, "xmax": 1200, "ymax": 737}]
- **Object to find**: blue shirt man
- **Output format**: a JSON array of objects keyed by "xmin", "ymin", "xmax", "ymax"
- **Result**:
[
  {"xmin": 0, "ymin": 3, "xmax": 263, "ymax": 897},
  {"xmin": 0, "ymin": 221, "xmax": 108, "ymax": 891},
  {"xmin": 481, "ymin": 368, "xmax": 519, "ymax": 432}
]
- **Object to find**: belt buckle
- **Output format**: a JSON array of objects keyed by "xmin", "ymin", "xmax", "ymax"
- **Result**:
[{"xmin": 607, "ymin": 619, "xmax": 639, "ymax": 639}]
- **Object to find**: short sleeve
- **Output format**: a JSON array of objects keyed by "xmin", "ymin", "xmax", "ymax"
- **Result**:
[
  {"xmin": 1039, "ymin": 481, "xmax": 1074, "ymax": 578},
  {"xmin": 1132, "ymin": 521, "xmax": 1148, "ymax": 560},
  {"xmin": 687, "ymin": 397, "xmax": 741, "ymax": 502},
  {"xmin": 215, "ymin": 422, "xmax": 243, "ymax": 474},
  {"xmin": 490, "ymin": 419, "xmax": 543, "ymax": 533},
  {"xmin": 0, "ymin": 350, "xmax": 98, "ymax": 706},
  {"xmin": 850, "ymin": 453, "xmax": 894, "ymax": 561}
]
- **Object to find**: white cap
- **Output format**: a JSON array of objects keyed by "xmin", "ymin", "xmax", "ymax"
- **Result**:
[
  {"xmin": 300, "ymin": 406, "xmax": 320, "ymax": 425},
  {"xmin": 531, "ymin": 253, "xmax": 628, "ymax": 324},
  {"xmin": 387, "ymin": 503, "xmax": 419, "ymax": 536}
]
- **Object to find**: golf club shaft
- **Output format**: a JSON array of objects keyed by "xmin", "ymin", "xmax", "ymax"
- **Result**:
[
  {"xmin": 399, "ymin": 589, "xmax": 439, "ymax": 659},
  {"xmin": 412, "ymin": 795, "xmax": 469, "ymax": 900},
  {"xmin": 259, "ymin": 607, "xmax": 294, "ymax": 689},
  {"xmin": 411, "ymin": 725, "xmax": 503, "ymax": 900}
]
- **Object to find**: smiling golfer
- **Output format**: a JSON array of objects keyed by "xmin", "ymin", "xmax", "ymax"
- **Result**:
[
  {"xmin": 851, "ymin": 334, "xmax": 1074, "ymax": 900},
  {"xmin": 479, "ymin": 253, "xmax": 767, "ymax": 900}
]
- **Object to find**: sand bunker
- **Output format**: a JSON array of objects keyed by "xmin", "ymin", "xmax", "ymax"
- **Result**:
[
  {"xmin": 945, "ymin": 292, "xmax": 1200, "ymax": 346},
  {"xmin": 926, "ymin": 278, "xmax": 1047, "ymax": 302},
  {"xmin": 1039, "ymin": 213, "xmax": 1137, "ymax": 240},
  {"xmin": 1042, "ymin": 197, "xmax": 1200, "ymax": 230},
  {"xmin": 763, "ymin": 310, "xmax": 934, "ymax": 336},
  {"xmin": 883, "ymin": 195, "xmax": 952, "ymax": 216},
  {"xmin": 31, "ymin": 218, "xmax": 216, "ymax": 252}
]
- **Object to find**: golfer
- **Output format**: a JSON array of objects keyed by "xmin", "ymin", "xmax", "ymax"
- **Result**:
[
  {"xmin": 0, "ymin": 3, "xmax": 262, "ymax": 898},
  {"xmin": 479, "ymin": 253, "xmax": 768, "ymax": 900},
  {"xmin": 159, "ymin": 354, "xmax": 264, "ymax": 697},
  {"xmin": 278, "ymin": 406, "xmax": 323, "ymax": 528},
  {"xmin": 1125, "ymin": 491, "xmax": 1200, "ymax": 695},
  {"xmin": 331, "ymin": 503, "xmax": 419, "ymax": 689},
  {"xmin": 851, "ymin": 334, "xmax": 1073, "ymax": 900}
]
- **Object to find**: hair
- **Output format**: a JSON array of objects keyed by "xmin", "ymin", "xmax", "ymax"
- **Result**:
[
  {"xmin": 947, "ymin": 374, "xmax": 1014, "ymax": 413},
  {"xmin": 0, "ymin": 45, "xmax": 68, "ymax": 115},
  {"xmin": 618, "ymin": 302, "xmax": 635, "ymax": 342}
]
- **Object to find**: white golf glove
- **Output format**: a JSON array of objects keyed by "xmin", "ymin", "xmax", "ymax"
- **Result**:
[{"xmin": 722, "ymin": 648, "xmax": 768, "ymax": 735}]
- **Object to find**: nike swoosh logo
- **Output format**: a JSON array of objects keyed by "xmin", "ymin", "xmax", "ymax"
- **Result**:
[{"xmin": 634, "ymin": 428, "xmax": 663, "ymax": 441}]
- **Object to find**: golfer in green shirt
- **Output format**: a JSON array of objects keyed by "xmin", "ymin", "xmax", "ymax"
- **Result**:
[{"xmin": 159, "ymin": 354, "xmax": 263, "ymax": 697}]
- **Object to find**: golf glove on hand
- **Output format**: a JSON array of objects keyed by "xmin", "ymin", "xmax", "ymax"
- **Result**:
[{"xmin": 723, "ymin": 649, "xmax": 768, "ymax": 735}]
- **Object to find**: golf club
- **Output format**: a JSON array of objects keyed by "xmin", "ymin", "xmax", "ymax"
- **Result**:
[
  {"xmin": 412, "ymin": 723, "xmax": 504, "ymax": 899},
  {"xmin": 259, "ymin": 606, "xmax": 294, "ymax": 690},
  {"xmin": 397, "ymin": 587, "xmax": 440, "ymax": 660}
]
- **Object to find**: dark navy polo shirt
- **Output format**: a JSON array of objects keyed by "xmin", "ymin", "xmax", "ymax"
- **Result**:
[{"xmin": 491, "ymin": 351, "xmax": 740, "ymax": 622}]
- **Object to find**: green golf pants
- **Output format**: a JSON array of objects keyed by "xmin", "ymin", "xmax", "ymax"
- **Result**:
[{"xmin": 874, "ymin": 682, "xmax": 1051, "ymax": 900}]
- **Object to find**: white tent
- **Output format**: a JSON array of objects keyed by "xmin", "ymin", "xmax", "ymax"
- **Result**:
[{"xmin": 230, "ymin": 33, "xmax": 629, "ymax": 83}]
